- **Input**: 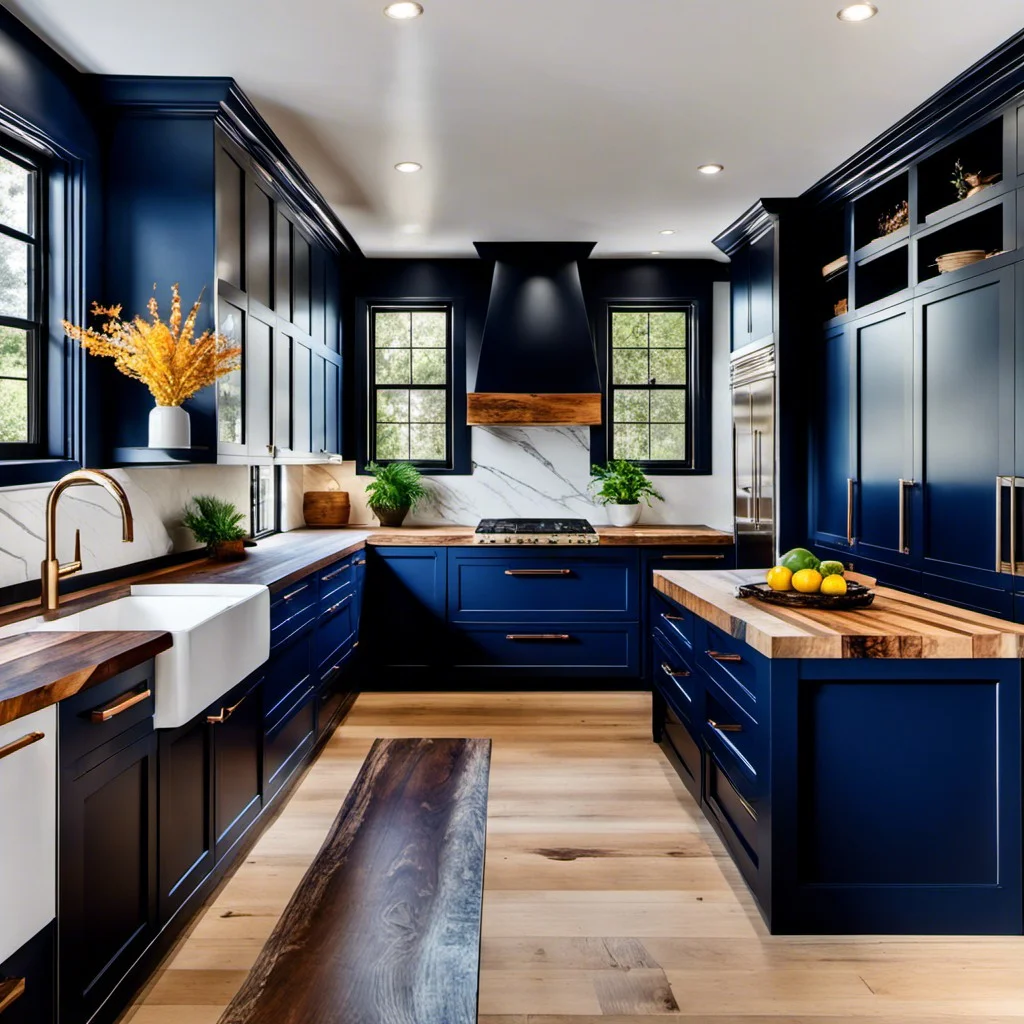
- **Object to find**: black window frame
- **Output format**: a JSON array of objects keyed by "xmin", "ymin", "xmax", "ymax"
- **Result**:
[
  {"xmin": 602, "ymin": 301, "xmax": 704, "ymax": 473},
  {"xmin": 366, "ymin": 302, "xmax": 455, "ymax": 469},
  {"xmin": 0, "ymin": 138, "xmax": 46, "ymax": 461},
  {"xmin": 250, "ymin": 463, "xmax": 279, "ymax": 539}
]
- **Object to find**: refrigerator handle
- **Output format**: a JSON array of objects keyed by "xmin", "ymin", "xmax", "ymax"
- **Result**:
[
  {"xmin": 846, "ymin": 478, "xmax": 855, "ymax": 548},
  {"xmin": 749, "ymin": 392, "xmax": 756, "ymax": 527},
  {"xmin": 754, "ymin": 429, "xmax": 762, "ymax": 528}
]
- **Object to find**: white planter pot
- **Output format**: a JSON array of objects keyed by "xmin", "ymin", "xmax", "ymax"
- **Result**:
[
  {"xmin": 149, "ymin": 404, "xmax": 191, "ymax": 448},
  {"xmin": 607, "ymin": 503, "xmax": 642, "ymax": 527}
]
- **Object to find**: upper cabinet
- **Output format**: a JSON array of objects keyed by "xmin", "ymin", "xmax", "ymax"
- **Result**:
[
  {"xmin": 719, "ymin": 209, "xmax": 778, "ymax": 352},
  {"xmin": 98, "ymin": 80, "xmax": 356, "ymax": 467}
]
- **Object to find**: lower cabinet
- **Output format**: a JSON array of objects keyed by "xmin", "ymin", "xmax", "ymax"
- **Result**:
[
  {"xmin": 264, "ymin": 688, "xmax": 316, "ymax": 802},
  {"xmin": 0, "ymin": 922, "xmax": 55, "ymax": 1024}
]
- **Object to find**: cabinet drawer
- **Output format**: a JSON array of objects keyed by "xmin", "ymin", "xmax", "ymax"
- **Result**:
[
  {"xmin": 318, "ymin": 553, "xmax": 360, "ymax": 609},
  {"xmin": 453, "ymin": 624, "xmax": 639, "ymax": 675},
  {"xmin": 651, "ymin": 634, "xmax": 698, "ymax": 723},
  {"xmin": 265, "ymin": 636, "xmax": 312, "ymax": 727},
  {"xmin": 662, "ymin": 701, "xmax": 701, "ymax": 795},
  {"xmin": 59, "ymin": 663, "xmax": 154, "ymax": 768},
  {"xmin": 699, "ymin": 624, "xmax": 761, "ymax": 714},
  {"xmin": 0, "ymin": 923, "xmax": 54, "ymax": 1024},
  {"xmin": 315, "ymin": 592, "xmax": 354, "ymax": 673},
  {"xmin": 270, "ymin": 578, "xmax": 318, "ymax": 651},
  {"xmin": 703, "ymin": 683, "xmax": 759, "ymax": 785},
  {"xmin": 704, "ymin": 743, "xmax": 759, "ymax": 866},
  {"xmin": 449, "ymin": 551, "xmax": 638, "ymax": 621},
  {"xmin": 651, "ymin": 591, "xmax": 695, "ymax": 652},
  {"xmin": 264, "ymin": 689, "xmax": 315, "ymax": 799},
  {"xmin": 0, "ymin": 708, "xmax": 56, "ymax": 963}
]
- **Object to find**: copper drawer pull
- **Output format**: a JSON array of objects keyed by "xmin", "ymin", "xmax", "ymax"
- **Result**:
[
  {"xmin": 504, "ymin": 569, "xmax": 573, "ymax": 577},
  {"xmin": 90, "ymin": 688, "xmax": 151, "ymax": 723},
  {"xmin": 662, "ymin": 554, "xmax": 726, "ymax": 561},
  {"xmin": 661, "ymin": 613, "xmax": 687, "ymax": 623},
  {"xmin": 707, "ymin": 651, "xmax": 743, "ymax": 663},
  {"xmin": 321, "ymin": 564, "xmax": 351, "ymax": 582},
  {"xmin": 506, "ymin": 633, "xmax": 571, "ymax": 641},
  {"xmin": 206, "ymin": 691, "xmax": 250, "ymax": 725},
  {"xmin": 355, "ymin": 558, "xmax": 367, "ymax": 565},
  {"xmin": 281, "ymin": 583, "xmax": 310, "ymax": 602},
  {"xmin": 0, "ymin": 732, "xmax": 44, "ymax": 763},
  {"xmin": 708, "ymin": 718, "xmax": 743, "ymax": 733},
  {"xmin": 324, "ymin": 598, "xmax": 349, "ymax": 616},
  {"xmin": 661, "ymin": 663, "xmax": 691, "ymax": 678},
  {"xmin": 0, "ymin": 978, "xmax": 26, "ymax": 1014}
]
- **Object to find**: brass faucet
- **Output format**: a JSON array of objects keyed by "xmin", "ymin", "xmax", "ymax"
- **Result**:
[{"xmin": 41, "ymin": 469, "xmax": 134, "ymax": 610}]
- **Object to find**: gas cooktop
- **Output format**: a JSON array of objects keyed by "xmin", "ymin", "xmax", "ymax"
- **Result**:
[{"xmin": 474, "ymin": 518, "xmax": 599, "ymax": 545}]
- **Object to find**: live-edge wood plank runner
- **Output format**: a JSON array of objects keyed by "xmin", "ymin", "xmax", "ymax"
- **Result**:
[{"xmin": 217, "ymin": 737, "xmax": 491, "ymax": 1024}]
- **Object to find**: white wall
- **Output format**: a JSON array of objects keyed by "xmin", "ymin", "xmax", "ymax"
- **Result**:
[
  {"xmin": 0, "ymin": 465, "xmax": 250, "ymax": 591},
  {"xmin": 304, "ymin": 281, "xmax": 734, "ymax": 531}
]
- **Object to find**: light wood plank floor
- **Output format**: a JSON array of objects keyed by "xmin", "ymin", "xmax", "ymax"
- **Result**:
[{"xmin": 123, "ymin": 692, "xmax": 1024, "ymax": 1023}]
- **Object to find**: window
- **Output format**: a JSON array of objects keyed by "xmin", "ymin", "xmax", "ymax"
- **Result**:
[
  {"xmin": 250, "ymin": 464, "xmax": 278, "ymax": 538},
  {"xmin": 0, "ymin": 147, "xmax": 42, "ymax": 456},
  {"xmin": 369, "ymin": 306, "xmax": 451, "ymax": 465},
  {"xmin": 608, "ymin": 305, "xmax": 692, "ymax": 466}
]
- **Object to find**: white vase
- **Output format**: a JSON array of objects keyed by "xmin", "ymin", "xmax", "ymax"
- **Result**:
[
  {"xmin": 149, "ymin": 404, "xmax": 191, "ymax": 448},
  {"xmin": 607, "ymin": 503, "xmax": 642, "ymax": 527}
]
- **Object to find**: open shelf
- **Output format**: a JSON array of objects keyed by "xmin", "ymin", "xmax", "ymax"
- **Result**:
[
  {"xmin": 917, "ymin": 203, "xmax": 1005, "ymax": 283},
  {"xmin": 855, "ymin": 244, "xmax": 909, "ymax": 309},
  {"xmin": 918, "ymin": 117, "xmax": 1004, "ymax": 224},
  {"xmin": 111, "ymin": 446, "xmax": 211, "ymax": 466},
  {"xmin": 854, "ymin": 172, "xmax": 909, "ymax": 252}
]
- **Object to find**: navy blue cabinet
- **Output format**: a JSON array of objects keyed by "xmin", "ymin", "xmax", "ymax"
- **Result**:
[{"xmin": 0, "ymin": 924, "xmax": 54, "ymax": 1024}]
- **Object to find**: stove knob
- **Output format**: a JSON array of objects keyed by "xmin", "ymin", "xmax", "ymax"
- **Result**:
[{"xmin": 516, "ymin": 538, "xmax": 523, "ymax": 544}]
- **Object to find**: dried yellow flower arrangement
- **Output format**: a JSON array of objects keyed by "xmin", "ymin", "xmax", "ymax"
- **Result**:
[{"xmin": 62, "ymin": 284, "xmax": 241, "ymax": 407}]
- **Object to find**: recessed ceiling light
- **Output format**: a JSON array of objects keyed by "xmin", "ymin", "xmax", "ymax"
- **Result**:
[
  {"xmin": 659, "ymin": 229, "xmax": 675, "ymax": 236},
  {"xmin": 837, "ymin": 3, "xmax": 877, "ymax": 21},
  {"xmin": 698, "ymin": 163, "xmax": 724, "ymax": 175},
  {"xmin": 650, "ymin": 251, "xmax": 662, "ymax": 256},
  {"xmin": 394, "ymin": 161, "xmax": 422, "ymax": 173},
  {"xmin": 384, "ymin": 1, "xmax": 423, "ymax": 19}
]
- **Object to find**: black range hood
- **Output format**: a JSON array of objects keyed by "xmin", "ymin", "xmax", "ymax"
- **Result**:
[{"xmin": 468, "ymin": 242, "xmax": 602, "ymax": 426}]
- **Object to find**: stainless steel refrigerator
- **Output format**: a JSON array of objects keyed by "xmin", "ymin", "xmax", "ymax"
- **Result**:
[{"xmin": 731, "ymin": 341, "xmax": 775, "ymax": 568}]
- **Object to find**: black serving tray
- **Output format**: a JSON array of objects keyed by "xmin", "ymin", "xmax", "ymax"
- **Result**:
[{"xmin": 737, "ymin": 580, "xmax": 876, "ymax": 610}]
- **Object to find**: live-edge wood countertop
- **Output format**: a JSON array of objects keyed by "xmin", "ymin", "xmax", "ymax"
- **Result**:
[{"xmin": 655, "ymin": 568, "xmax": 1024, "ymax": 659}]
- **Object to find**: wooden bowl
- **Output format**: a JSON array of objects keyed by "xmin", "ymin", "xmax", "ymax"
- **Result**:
[
  {"xmin": 303, "ymin": 491, "xmax": 351, "ymax": 527},
  {"xmin": 737, "ymin": 580, "xmax": 875, "ymax": 610}
]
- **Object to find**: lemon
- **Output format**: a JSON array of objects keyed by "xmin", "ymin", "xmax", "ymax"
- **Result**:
[
  {"xmin": 766, "ymin": 566, "xmax": 793, "ymax": 591},
  {"xmin": 820, "ymin": 574, "xmax": 848, "ymax": 596},
  {"xmin": 792, "ymin": 568, "xmax": 823, "ymax": 594}
]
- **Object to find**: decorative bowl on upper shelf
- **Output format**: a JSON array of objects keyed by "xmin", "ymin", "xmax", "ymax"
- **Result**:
[
  {"xmin": 935, "ymin": 249, "xmax": 990, "ymax": 274},
  {"xmin": 737, "ymin": 580, "xmax": 876, "ymax": 610}
]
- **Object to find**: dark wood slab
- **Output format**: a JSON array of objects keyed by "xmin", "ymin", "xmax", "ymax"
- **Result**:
[
  {"xmin": 0, "ymin": 978, "xmax": 25, "ymax": 1014},
  {"xmin": 219, "ymin": 737, "xmax": 491, "ymax": 1024},
  {"xmin": 0, "ymin": 630, "xmax": 171, "ymax": 726},
  {"xmin": 467, "ymin": 391, "xmax": 603, "ymax": 425}
]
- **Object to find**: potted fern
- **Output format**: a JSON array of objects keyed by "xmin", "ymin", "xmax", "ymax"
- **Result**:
[
  {"xmin": 364, "ymin": 461, "xmax": 428, "ymax": 527},
  {"xmin": 182, "ymin": 495, "xmax": 248, "ymax": 560},
  {"xmin": 590, "ymin": 460, "xmax": 664, "ymax": 527}
]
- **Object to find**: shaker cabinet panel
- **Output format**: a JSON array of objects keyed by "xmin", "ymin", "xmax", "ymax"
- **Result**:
[
  {"xmin": 215, "ymin": 148, "xmax": 244, "ymax": 290},
  {"xmin": 292, "ymin": 342, "xmax": 312, "ymax": 454},
  {"xmin": 293, "ymin": 234, "xmax": 311, "ymax": 335},
  {"xmin": 325, "ymin": 360, "xmax": 340, "ymax": 455},
  {"xmin": 275, "ymin": 211, "xmax": 292, "ymax": 323},
  {"xmin": 273, "ymin": 331, "xmax": 292, "ymax": 451},
  {"xmin": 748, "ymin": 226, "xmax": 776, "ymax": 344},
  {"xmin": 246, "ymin": 182, "xmax": 273, "ymax": 310},
  {"xmin": 246, "ymin": 316, "xmax": 272, "ymax": 457},
  {"xmin": 311, "ymin": 353, "xmax": 326, "ymax": 456}
]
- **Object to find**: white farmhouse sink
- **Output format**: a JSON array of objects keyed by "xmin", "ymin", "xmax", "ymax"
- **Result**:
[{"xmin": 32, "ymin": 584, "xmax": 270, "ymax": 729}]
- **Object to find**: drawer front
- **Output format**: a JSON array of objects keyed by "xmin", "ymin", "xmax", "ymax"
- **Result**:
[
  {"xmin": 651, "ymin": 634, "xmax": 698, "ymax": 724},
  {"xmin": 0, "ymin": 708, "xmax": 57, "ymax": 962},
  {"xmin": 453, "ymin": 624, "xmax": 639, "ymax": 675},
  {"xmin": 651, "ymin": 591, "xmax": 695, "ymax": 653},
  {"xmin": 662, "ymin": 701, "xmax": 701, "ymax": 795},
  {"xmin": 264, "ymin": 690, "xmax": 315, "ymax": 798},
  {"xmin": 315, "ymin": 592, "xmax": 354, "ymax": 673},
  {"xmin": 318, "ymin": 552, "xmax": 361, "ymax": 609},
  {"xmin": 704, "ymin": 743, "xmax": 759, "ymax": 866},
  {"xmin": 449, "ymin": 551, "xmax": 638, "ymax": 622},
  {"xmin": 265, "ymin": 636, "xmax": 312, "ymax": 727},
  {"xmin": 59, "ymin": 662, "xmax": 154, "ymax": 767},
  {"xmin": 645, "ymin": 547, "xmax": 735, "ymax": 573},
  {"xmin": 699, "ymin": 623, "xmax": 761, "ymax": 714},
  {"xmin": 703, "ymin": 682, "xmax": 760, "ymax": 785},
  {"xmin": 0, "ymin": 922, "xmax": 54, "ymax": 1024},
  {"xmin": 270, "ymin": 577, "xmax": 318, "ymax": 651}
]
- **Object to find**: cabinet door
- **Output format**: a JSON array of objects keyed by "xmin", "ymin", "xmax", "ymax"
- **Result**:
[
  {"xmin": 855, "ymin": 306, "xmax": 914, "ymax": 565},
  {"xmin": 246, "ymin": 316, "xmax": 272, "ymax": 458},
  {"xmin": 212, "ymin": 676, "xmax": 263, "ymax": 862},
  {"xmin": 215, "ymin": 146, "xmax": 243, "ymax": 291},
  {"xmin": 59, "ymin": 732, "xmax": 158, "ymax": 1024},
  {"xmin": 0, "ymin": 923, "xmax": 54, "ymax": 1024},
  {"xmin": 311, "ymin": 353, "xmax": 326, "ymax": 456},
  {"xmin": 273, "ymin": 330, "xmax": 292, "ymax": 452},
  {"xmin": 810, "ymin": 324, "xmax": 855, "ymax": 549},
  {"xmin": 275, "ymin": 211, "xmax": 292, "ymax": 323},
  {"xmin": 917, "ymin": 268, "xmax": 1015, "ymax": 614},
  {"xmin": 292, "ymin": 342, "xmax": 312, "ymax": 454},
  {"xmin": 748, "ymin": 225, "xmax": 775, "ymax": 344},
  {"xmin": 246, "ymin": 181, "xmax": 273, "ymax": 311},
  {"xmin": 325, "ymin": 360, "xmax": 340, "ymax": 456},
  {"xmin": 293, "ymin": 233, "xmax": 311, "ymax": 335},
  {"xmin": 730, "ymin": 245, "xmax": 751, "ymax": 351},
  {"xmin": 157, "ymin": 716, "xmax": 213, "ymax": 923}
]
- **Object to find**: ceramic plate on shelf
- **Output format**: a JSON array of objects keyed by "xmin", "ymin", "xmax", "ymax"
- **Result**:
[{"xmin": 737, "ymin": 580, "xmax": 876, "ymax": 610}]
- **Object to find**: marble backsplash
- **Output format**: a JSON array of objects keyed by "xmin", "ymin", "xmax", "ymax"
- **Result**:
[{"xmin": 0, "ymin": 465, "xmax": 251, "ymax": 592}]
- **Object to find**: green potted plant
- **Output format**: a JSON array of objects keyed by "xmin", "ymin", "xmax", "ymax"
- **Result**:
[
  {"xmin": 590, "ymin": 459, "xmax": 664, "ymax": 527},
  {"xmin": 182, "ymin": 494, "xmax": 248, "ymax": 560},
  {"xmin": 364, "ymin": 461, "xmax": 428, "ymax": 527}
]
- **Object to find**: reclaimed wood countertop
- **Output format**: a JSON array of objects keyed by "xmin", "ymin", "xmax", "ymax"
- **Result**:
[
  {"xmin": 0, "ymin": 630, "xmax": 172, "ymax": 726},
  {"xmin": 654, "ymin": 568, "xmax": 1024, "ymax": 659}
]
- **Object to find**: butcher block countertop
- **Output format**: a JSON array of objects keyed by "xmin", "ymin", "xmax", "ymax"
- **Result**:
[
  {"xmin": 655, "ymin": 568, "xmax": 1024, "ymax": 660},
  {"xmin": 349, "ymin": 524, "xmax": 733, "ymax": 546},
  {"xmin": 0, "ymin": 630, "xmax": 172, "ymax": 727}
]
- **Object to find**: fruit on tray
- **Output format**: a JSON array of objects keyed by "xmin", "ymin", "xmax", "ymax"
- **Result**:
[
  {"xmin": 779, "ymin": 547, "xmax": 821, "ymax": 573},
  {"xmin": 766, "ymin": 565, "xmax": 793, "ymax": 591},
  {"xmin": 821, "ymin": 574, "xmax": 848, "ymax": 596},
  {"xmin": 792, "ymin": 568, "xmax": 824, "ymax": 593},
  {"xmin": 819, "ymin": 560, "xmax": 845, "ymax": 577}
]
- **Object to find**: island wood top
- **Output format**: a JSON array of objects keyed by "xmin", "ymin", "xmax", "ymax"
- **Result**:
[
  {"xmin": 0, "ymin": 630, "xmax": 172, "ymax": 726},
  {"xmin": 654, "ymin": 568, "xmax": 1024, "ymax": 659}
]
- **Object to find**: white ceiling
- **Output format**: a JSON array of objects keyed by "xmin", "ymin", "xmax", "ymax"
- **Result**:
[{"xmin": 7, "ymin": 0, "xmax": 1024, "ymax": 258}]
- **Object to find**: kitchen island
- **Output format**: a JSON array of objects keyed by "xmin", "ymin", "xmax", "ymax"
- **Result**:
[{"xmin": 650, "ymin": 568, "xmax": 1024, "ymax": 935}]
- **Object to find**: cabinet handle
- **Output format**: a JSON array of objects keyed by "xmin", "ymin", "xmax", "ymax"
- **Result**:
[
  {"xmin": 281, "ymin": 583, "xmax": 310, "ymax": 603},
  {"xmin": 707, "ymin": 650, "xmax": 743, "ymax": 663},
  {"xmin": 0, "ymin": 732, "xmax": 44, "ymax": 763},
  {"xmin": 898, "ymin": 478, "xmax": 915, "ymax": 555},
  {"xmin": 504, "ymin": 569, "xmax": 573, "ymax": 577},
  {"xmin": 321, "ymin": 564, "xmax": 351, "ymax": 581},
  {"xmin": 846, "ymin": 477, "xmax": 855, "ymax": 547},
  {"xmin": 355, "ymin": 558, "xmax": 367, "ymax": 566},
  {"xmin": 708, "ymin": 718, "xmax": 743, "ymax": 733},
  {"xmin": 206, "ymin": 691, "xmax": 250, "ymax": 725},
  {"xmin": 90, "ymin": 688, "xmax": 151, "ymax": 723},
  {"xmin": 324, "ymin": 598, "xmax": 349, "ymax": 616},
  {"xmin": 661, "ymin": 612, "xmax": 687, "ymax": 623},
  {"xmin": 660, "ymin": 662, "xmax": 690, "ymax": 678},
  {"xmin": 1012, "ymin": 478, "xmax": 1019, "ymax": 578},
  {"xmin": 505, "ymin": 634, "xmax": 571, "ymax": 641},
  {"xmin": 0, "ymin": 978, "xmax": 26, "ymax": 1015},
  {"xmin": 662, "ymin": 554, "xmax": 726, "ymax": 561}
]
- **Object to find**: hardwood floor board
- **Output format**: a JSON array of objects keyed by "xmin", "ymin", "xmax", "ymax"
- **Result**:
[{"xmin": 126, "ymin": 691, "xmax": 1024, "ymax": 1024}]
